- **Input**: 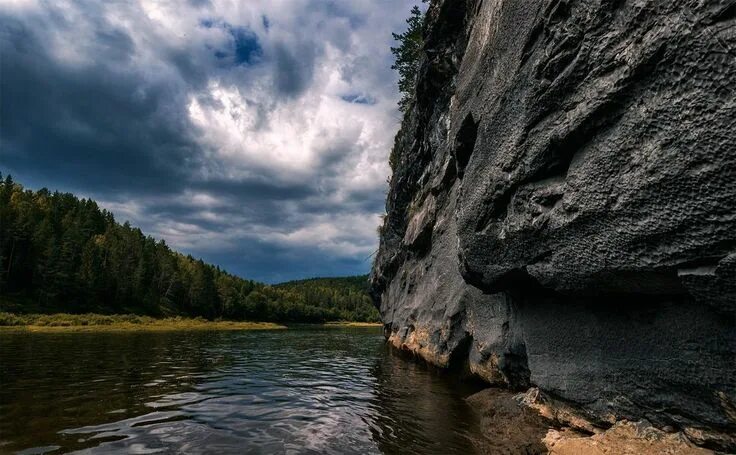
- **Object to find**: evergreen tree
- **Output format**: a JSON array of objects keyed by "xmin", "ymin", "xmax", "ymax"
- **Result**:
[
  {"xmin": 0, "ymin": 175, "xmax": 380, "ymax": 322},
  {"xmin": 391, "ymin": 3, "xmax": 427, "ymax": 111}
]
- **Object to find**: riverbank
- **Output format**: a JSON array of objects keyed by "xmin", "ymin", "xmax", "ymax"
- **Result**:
[
  {"xmin": 0, "ymin": 312, "xmax": 286, "ymax": 332},
  {"xmin": 0, "ymin": 312, "xmax": 381, "ymax": 332},
  {"xmin": 322, "ymin": 321, "xmax": 382, "ymax": 328}
]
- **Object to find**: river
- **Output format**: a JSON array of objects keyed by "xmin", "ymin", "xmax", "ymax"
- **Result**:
[{"xmin": 0, "ymin": 327, "xmax": 489, "ymax": 454}]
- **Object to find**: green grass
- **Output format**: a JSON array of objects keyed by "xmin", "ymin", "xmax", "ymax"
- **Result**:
[
  {"xmin": 0, "ymin": 312, "xmax": 286, "ymax": 332},
  {"xmin": 322, "ymin": 321, "xmax": 383, "ymax": 328}
]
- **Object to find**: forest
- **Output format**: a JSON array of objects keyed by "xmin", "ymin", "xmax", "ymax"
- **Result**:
[{"xmin": 0, "ymin": 174, "xmax": 379, "ymax": 323}]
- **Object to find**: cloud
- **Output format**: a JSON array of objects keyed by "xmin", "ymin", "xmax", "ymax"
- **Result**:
[{"xmin": 0, "ymin": 0, "xmax": 422, "ymax": 282}]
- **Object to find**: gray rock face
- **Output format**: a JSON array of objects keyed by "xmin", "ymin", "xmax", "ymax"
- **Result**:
[{"xmin": 371, "ymin": 0, "xmax": 736, "ymax": 449}]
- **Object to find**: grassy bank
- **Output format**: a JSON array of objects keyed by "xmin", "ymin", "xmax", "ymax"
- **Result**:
[
  {"xmin": 322, "ymin": 321, "xmax": 383, "ymax": 328},
  {"xmin": 0, "ymin": 312, "xmax": 286, "ymax": 332}
]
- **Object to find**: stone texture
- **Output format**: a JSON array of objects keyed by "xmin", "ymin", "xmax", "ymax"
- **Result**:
[
  {"xmin": 467, "ymin": 387, "xmax": 716, "ymax": 455},
  {"xmin": 455, "ymin": 0, "xmax": 736, "ymax": 299},
  {"xmin": 371, "ymin": 0, "xmax": 736, "ymax": 451},
  {"xmin": 544, "ymin": 421, "xmax": 715, "ymax": 455}
]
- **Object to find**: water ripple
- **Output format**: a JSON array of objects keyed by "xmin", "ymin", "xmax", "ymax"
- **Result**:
[{"xmin": 1, "ymin": 328, "xmax": 486, "ymax": 454}]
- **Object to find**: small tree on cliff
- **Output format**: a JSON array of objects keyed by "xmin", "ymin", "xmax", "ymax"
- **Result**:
[{"xmin": 391, "ymin": 3, "xmax": 426, "ymax": 112}]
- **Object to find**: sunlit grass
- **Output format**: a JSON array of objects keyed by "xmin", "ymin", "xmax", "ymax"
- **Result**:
[
  {"xmin": 0, "ymin": 312, "xmax": 286, "ymax": 332},
  {"xmin": 322, "ymin": 321, "xmax": 382, "ymax": 328}
]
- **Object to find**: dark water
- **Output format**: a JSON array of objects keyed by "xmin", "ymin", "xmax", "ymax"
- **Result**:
[{"xmin": 0, "ymin": 327, "xmax": 488, "ymax": 454}]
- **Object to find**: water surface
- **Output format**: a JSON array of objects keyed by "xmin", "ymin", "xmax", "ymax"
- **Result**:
[{"xmin": 0, "ymin": 327, "xmax": 488, "ymax": 454}]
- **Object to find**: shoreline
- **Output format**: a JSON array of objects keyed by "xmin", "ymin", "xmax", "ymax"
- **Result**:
[
  {"xmin": 321, "ymin": 321, "xmax": 382, "ymax": 328},
  {"xmin": 0, "ymin": 320, "xmax": 287, "ymax": 333},
  {"xmin": 0, "ymin": 312, "xmax": 380, "ymax": 333}
]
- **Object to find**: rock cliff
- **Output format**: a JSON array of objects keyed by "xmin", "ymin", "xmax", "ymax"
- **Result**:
[{"xmin": 370, "ymin": 0, "xmax": 736, "ymax": 450}]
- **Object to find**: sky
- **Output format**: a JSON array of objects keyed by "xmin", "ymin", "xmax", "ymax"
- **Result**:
[{"xmin": 0, "ymin": 0, "xmax": 421, "ymax": 283}]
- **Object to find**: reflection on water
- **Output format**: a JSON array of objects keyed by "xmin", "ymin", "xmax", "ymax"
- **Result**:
[{"xmin": 0, "ymin": 328, "xmax": 487, "ymax": 454}]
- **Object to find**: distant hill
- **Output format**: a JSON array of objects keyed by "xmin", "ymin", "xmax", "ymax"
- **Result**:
[
  {"xmin": 272, "ymin": 276, "xmax": 377, "ymax": 322},
  {"xmin": 0, "ymin": 174, "xmax": 380, "ymax": 323},
  {"xmin": 275, "ymin": 275, "xmax": 370, "ymax": 292}
]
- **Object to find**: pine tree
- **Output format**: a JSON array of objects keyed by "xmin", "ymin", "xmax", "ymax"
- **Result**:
[{"xmin": 391, "ymin": 3, "xmax": 426, "ymax": 111}]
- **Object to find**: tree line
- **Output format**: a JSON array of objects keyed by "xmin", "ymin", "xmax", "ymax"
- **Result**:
[{"xmin": 0, "ymin": 174, "xmax": 379, "ymax": 323}]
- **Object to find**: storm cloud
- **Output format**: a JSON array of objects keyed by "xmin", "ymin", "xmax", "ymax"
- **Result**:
[{"xmin": 0, "ymin": 0, "xmax": 420, "ymax": 282}]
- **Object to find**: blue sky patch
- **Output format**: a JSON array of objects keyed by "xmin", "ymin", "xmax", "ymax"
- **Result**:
[
  {"xmin": 341, "ymin": 94, "xmax": 376, "ymax": 105},
  {"xmin": 200, "ymin": 20, "xmax": 262, "ymax": 66},
  {"xmin": 229, "ymin": 26, "xmax": 262, "ymax": 65}
]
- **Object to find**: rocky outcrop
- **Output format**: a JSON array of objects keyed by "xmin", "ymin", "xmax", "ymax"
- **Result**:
[
  {"xmin": 467, "ymin": 388, "xmax": 717, "ymax": 454},
  {"xmin": 544, "ymin": 421, "xmax": 715, "ymax": 455},
  {"xmin": 371, "ymin": 0, "xmax": 736, "ymax": 451}
]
